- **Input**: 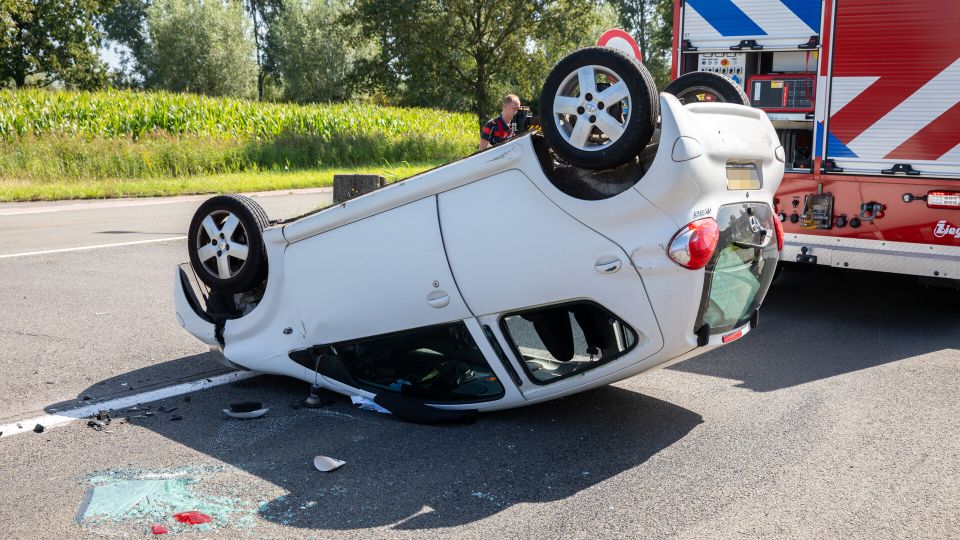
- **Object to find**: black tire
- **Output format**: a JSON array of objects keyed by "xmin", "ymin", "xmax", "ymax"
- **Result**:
[
  {"xmin": 188, "ymin": 194, "xmax": 269, "ymax": 293},
  {"xmin": 540, "ymin": 46, "xmax": 658, "ymax": 170},
  {"xmin": 664, "ymin": 71, "xmax": 749, "ymax": 106}
]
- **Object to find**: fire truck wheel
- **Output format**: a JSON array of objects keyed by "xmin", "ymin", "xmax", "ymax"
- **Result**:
[
  {"xmin": 664, "ymin": 71, "xmax": 750, "ymax": 106},
  {"xmin": 188, "ymin": 194, "xmax": 269, "ymax": 293},
  {"xmin": 540, "ymin": 46, "xmax": 658, "ymax": 170}
]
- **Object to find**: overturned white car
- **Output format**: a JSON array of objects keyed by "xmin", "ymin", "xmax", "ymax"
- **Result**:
[{"xmin": 174, "ymin": 48, "xmax": 785, "ymax": 415}]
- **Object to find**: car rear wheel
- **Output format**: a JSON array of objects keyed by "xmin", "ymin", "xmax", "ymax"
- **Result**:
[
  {"xmin": 664, "ymin": 71, "xmax": 750, "ymax": 106},
  {"xmin": 540, "ymin": 46, "xmax": 658, "ymax": 170},
  {"xmin": 188, "ymin": 194, "xmax": 269, "ymax": 293}
]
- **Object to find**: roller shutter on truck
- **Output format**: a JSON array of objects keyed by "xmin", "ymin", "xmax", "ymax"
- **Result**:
[
  {"xmin": 681, "ymin": 0, "xmax": 822, "ymax": 50},
  {"xmin": 821, "ymin": 0, "xmax": 960, "ymax": 178}
]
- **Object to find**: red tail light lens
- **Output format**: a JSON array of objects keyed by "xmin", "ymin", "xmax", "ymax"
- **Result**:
[
  {"xmin": 667, "ymin": 218, "xmax": 720, "ymax": 269},
  {"xmin": 772, "ymin": 211, "xmax": 784, "ymax": 251}
]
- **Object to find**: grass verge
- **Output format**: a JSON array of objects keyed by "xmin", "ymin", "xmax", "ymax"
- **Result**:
[{"xmin": 0, "ymin": 162, "xmax": 443, "ymax": 202}]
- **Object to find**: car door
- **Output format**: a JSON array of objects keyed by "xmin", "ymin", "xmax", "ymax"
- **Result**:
[
  {"xmin": 281, "ymin": 196, "xmax": 472, "ymax": 346},
  {"xmin": 437, "ymin": 170, "xmax": 663, "ymax": 397}
]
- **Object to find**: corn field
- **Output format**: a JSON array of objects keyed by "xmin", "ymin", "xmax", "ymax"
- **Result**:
[{"xmin": 0, "ymin": 89, "xmax": 478, "ymax": 180}]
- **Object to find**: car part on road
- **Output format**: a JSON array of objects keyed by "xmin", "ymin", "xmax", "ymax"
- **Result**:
[
  {"xmin": 540, "ymin": 46, "xmax": 658, "ymax": 170},
  {"xmin": 313, "ymin": 455, "xmax": 346, "ymax": 472},
  {"xmin": 373, "ymin": 392, "xmax": 480, "ymax": 424},
  {"xmin": 188, "ymin": 194, "xmax": 269, "ymax": 293},
  {"xmin": 173, "ymin": 511, "xmax": 212, "ymax": 525},
  {"xmin": 664, "ymin": 71, "xmax": 750, "ymax": 106}
]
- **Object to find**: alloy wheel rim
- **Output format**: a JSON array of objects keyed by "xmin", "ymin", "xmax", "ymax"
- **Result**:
[
  {"xmin": 553, "ymin": 64, "xmax": 632, "ymax": 152},
  {"xmin": 194, "ymin": 210, "xmax": 250, "ymax": 280}
]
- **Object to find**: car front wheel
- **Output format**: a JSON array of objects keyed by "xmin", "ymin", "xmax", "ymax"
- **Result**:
[{"xmin": 188, "ymin": 194, "xmax": 269, "ymax": 293}]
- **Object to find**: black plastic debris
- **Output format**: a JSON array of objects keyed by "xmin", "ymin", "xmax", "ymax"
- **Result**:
[
  {"xmin": 33, "ymin": 424, "xmax": 45, "ymax": 433},
  {"xmin": 87, "ymin": 420, "xmax": 105, "ymax": 431},
  {"xmin": 170, "ymin": 415, "xmax": 183, "ymax": 421},
  {"xmin": 372, "ymin": 393, "xmax": 479, "ymax": 425},
  {"xmin": 82, "ymin": 395, "xmax": 92, "ymax": 401},
  {"xmin": 229, "ymin": 402, "xmax": 262, "ymax": 413}
]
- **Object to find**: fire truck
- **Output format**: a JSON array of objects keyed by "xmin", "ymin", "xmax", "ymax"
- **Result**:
[{"xmin": 669, "ymin": 0, "xmax": 960, "ymax": 281}]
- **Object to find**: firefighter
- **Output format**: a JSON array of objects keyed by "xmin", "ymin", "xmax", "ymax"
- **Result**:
[{"xmin": 479, "ymin": 94, "xmax": 521, "ymax": 150}]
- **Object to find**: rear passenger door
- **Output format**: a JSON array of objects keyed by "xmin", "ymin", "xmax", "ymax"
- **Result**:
[{"xmin": 437, "ymin": 170, "xmax": 663, "ymax": 389}]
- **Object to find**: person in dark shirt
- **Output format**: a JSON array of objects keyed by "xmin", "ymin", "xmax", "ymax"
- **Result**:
[{"xmin": 479, "ymin": 94, "xmax": 521, "ymax": 150}]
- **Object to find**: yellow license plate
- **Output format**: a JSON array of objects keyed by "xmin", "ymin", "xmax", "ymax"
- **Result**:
[{"xmin": 726, "ymin": 161, "xmax": 761, "ymax": 190}]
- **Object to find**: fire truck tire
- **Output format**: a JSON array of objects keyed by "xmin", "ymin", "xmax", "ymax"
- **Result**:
[
  {"xmin": 540, "ymin": 47, "xmax": 658, "ymax": 170},
  {"xmin": 664, "ymin": 71, "xmax": 750, "ymax": 106}
]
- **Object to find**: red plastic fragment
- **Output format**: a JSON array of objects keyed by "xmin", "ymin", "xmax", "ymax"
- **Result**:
[
  {"xmin": 151, "ymin": 524, "xmax": 169, "ymax": 534},
  {"xmin": 173, "ymin": 511, "xmax": 212, "ymax": 525}
]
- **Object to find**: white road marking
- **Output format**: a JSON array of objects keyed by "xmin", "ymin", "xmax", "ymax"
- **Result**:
[
  {"xmin": 0, "ymin": 236, "xmax": 187, "ymax": 259},
  {"xmin": 0, "ymin": 187, "xmax": 331, "ymax": 216},
  {"xmin": 0, "ymin": 198, "xmax": 193, "ymax": 216},
  {"xmin": 0, "ymin": 371, "xmax": 260, "ymax": 438}
]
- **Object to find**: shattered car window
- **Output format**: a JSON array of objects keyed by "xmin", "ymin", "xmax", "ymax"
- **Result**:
[
  {"xmin": 336, "ymin": 323, "xmax": 505, "ymax": 403},
  {"xmin": 502, "ymin": 303, "xmax": 637, "ymax": 384}
]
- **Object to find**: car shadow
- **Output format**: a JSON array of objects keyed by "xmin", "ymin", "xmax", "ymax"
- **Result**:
[
  {"xmin": 48, "ymin": 372, "xmax": 702, "ymax": 531},
  {"xmin": 669, "ymin": 264, "xmax": 959, "ymax": 392}
]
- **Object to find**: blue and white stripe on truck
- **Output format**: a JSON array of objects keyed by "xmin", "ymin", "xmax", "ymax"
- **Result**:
[{"xmin": 683, "ymin": 0, "xmax": 822, "ymax": 49}]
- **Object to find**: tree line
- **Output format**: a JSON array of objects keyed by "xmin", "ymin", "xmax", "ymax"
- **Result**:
[{"xmin": 0, "ymin": 0, "xmax": 672, "ymax": 124}]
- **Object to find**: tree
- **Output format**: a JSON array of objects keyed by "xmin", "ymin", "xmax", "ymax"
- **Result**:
[
  {"xmin": 141, "ymin": 0, "xmax": 257, "ymax": 98},
  {"xmin": 238, "ymin": 0, "xmax": 283, "ymax": 100},
  {"xmin": 0, "ymin": 0, "xmax": 117, "ymax": 88},
  {"xmin": 355, "ymin": 0, "xmax": 617, "ymax": 125},
  {"xmin": 101, "ymin": 0, "xmax": 150, "ymax": 86},
  {"xmin": 609, "ymin": 0, "xmax": 673, "ymax": 87},
  {"xmin": 269, "ymin": 0, "xmax": 373, "ymax": 103}
]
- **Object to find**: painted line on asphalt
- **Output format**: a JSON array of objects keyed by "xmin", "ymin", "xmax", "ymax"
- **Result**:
[
  {"xmin": 0, "ymin": 371, "xmax": 260, "ymax": 438},
  {"xmin": 0, "ymin": 187, "xmax": 332, "ymax": 216},
  {"xmin": 0, "ymin": 236, "xmax": 187, "ymax": 259},
  {"xmin": 0, "ymin": 198, "xmax": 193, "ymax": 216}
]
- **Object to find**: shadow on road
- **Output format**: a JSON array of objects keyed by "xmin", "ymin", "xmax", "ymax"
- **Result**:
[
  {"xmin": 670, "ymin": 264, "xmax": 959, "ymax": 392},
  {"xmin": 48, "ymin": 373, "xmax": 701, "ymax": 531}
]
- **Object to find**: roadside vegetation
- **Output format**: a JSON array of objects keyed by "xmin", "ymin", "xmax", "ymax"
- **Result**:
[{"xmin": 0, "ymin": 89, "xmax": 472, "ymax": 201}]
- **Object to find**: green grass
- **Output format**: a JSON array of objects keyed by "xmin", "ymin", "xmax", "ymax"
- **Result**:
[
  {"xmin": 0, "ymin": 88, "xmax": 478, "ymax": 201},
  {"xmin": 0, "ymin": 162, "xmax": 442, "ymax": 202}
]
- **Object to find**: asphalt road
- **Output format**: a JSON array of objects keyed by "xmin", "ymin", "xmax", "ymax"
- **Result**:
[{"xmin": 0, "ymin": 191, "xmax": 958, "ymax": 539}]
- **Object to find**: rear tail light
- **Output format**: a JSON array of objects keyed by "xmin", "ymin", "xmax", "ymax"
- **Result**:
[
  {"xmin": 927, "ymin": 191, "xmax": 960, "ymax": 209},
  {"xmin": 667, "ymin": 218, "xmax": 720, "ymax": 270},
  {"xmin": 773, "ymin": 211, "xmax": 784, "ymax": 250}
]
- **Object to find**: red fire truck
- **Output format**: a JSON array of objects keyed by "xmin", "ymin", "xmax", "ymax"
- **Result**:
[{"xmin": 669, "ymin": 0, "xmax": 960, "ymax": 281}]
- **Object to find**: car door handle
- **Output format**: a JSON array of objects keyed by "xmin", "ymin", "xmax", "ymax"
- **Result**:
[
  {"xmin": 426, "ymin": 290, "xmax": 450, "ymax": 308},
  {"xmin": 594, "ymin": 256, "xmax": 622, "ymax": 274}
]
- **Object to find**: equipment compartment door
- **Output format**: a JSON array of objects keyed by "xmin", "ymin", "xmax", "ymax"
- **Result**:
[{"xmin": 822, "ymin": 0, "xmax": 960, "ymax": 178}]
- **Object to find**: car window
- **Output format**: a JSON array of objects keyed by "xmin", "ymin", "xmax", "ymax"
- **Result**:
[
  {"xmin": 334, "ymin": 322, "xmax": 505, "ymax": 403},
  {"xmin": 696, "ymin": 202, "xmax": 779, "ymax": 334},
  {"xmin": 500, "ymin": 302, "xmax": 637, "ymax": 384}
]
